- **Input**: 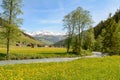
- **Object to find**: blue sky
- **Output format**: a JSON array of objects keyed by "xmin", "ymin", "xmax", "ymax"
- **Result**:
[{"xmin": 0, "ymin": 0, "xmax": 120, "ymax": 33}]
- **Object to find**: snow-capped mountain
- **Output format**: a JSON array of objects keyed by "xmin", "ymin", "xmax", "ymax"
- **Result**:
[
  {"xmin": 26, "ymin": 31, "xmax": 65, "ymax": 36},
  {"xmin": 25, "ymin": 31, "xmax": 66, "ymax": 44}
]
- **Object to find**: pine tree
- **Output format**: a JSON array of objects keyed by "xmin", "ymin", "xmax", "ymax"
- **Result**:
[
  {"xmin": 110, "ymin": 22, "xmax": 120, "ymax": 55},
  {"xmin": 102, "ymin": 18, "xmax": 120, "ymax": 55}
]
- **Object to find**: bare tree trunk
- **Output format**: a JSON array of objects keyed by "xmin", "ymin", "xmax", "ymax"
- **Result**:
[
  {"xmin": 6, "ymin": 0, "xmax": 13, "ymax": 60},
  {"xmin": 66, "ymin": 32, "xmax": 72, "ymax": 53},
  {"xmin": 9, "ymin": 0, "xmax": 13, "ymax": 24},
  {"xmin": 73, "ymin": 36, "xmax": 78, "ymax": 54},
  {"xmin": 6, "ymin": 35, "xmax": 10, "ymax": 59},
  {"xmin": 78, "ymin": 25, "xmax": 81, "ymax": 53},
  {"xmin": 66, "ymin": 38, "xmax": 70, "ymax": 53}
]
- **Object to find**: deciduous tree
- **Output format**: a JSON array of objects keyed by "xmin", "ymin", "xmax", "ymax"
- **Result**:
[
  {"xmin": 63, "ymin": 7, "xmax": 93, "ymax": 54},
  {"xmin": 1, "ymin": 0, "xmax": 23, "ymax": 59}
]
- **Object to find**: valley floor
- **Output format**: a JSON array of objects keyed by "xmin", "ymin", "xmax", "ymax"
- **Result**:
[{"xmin": 0, "ymin": 47, "xmax": 78, "ymax": 60}]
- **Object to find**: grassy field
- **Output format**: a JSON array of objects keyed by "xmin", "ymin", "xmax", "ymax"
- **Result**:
[
  {"xmin": 0, "ymin": 56, "xmax": 119, "ymax": 80},
  {"xmin": 0, "ymin": 47, "xmax": 80, "ymax": 60}
]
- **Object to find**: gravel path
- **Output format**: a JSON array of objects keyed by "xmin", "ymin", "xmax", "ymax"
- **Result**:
[{"xmin": 0, "ymin": 52, "xmax": 104, "ymax": 66}]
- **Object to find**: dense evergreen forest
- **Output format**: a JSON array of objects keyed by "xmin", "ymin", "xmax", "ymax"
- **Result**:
[{"xmin": 94, "ymin": 9, "xmax": 120, "ymax": 55}]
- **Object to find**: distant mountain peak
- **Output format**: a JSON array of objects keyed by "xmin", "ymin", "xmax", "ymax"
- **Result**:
[
  {"xmin": 25, "ymin": 31, "xmax": 66, "ymax": 44},
  {"xmin": 25, "ymin": 31, "xmax": 66, "ymax": 36}
]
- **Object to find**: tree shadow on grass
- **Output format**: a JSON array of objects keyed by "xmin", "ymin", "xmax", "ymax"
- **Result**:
[
  {"xmin": 37, "ymin": 52, "xmax": 68, "ymax": 55},
  {"xmin": 36, "ymin": 52, "xmax": 78, "ymax": 58},
  {"xmin": 0, "ymin": 53, "xmax": 6, "ymax": 60}
]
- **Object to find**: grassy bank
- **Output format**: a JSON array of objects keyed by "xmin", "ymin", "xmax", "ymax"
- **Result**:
[
  {"xmin": 0, "ymin": 56, "xmax": 119, "ymax": 80},
  {"xmin": 0, "ymin": 47, "xmax": 80, "ymax": 60}
]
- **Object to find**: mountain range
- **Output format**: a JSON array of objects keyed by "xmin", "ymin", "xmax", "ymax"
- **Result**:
[{"xmin": 25, "ymin": 31, "xmax": 66, "ymax": 45}]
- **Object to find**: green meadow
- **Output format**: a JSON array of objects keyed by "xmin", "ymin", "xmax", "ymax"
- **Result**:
[
  {"xmin": 0, "ymin": 56, "xmax": 119, "ymax": 80},
  {"xmin": 0, "ymin": 47, "xmax": 80, "ymax": 60}
]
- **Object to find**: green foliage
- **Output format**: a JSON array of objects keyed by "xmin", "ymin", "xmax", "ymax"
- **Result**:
[
  {"xmin": 93, "ymin": 9, "xmax": 120, "ymax": 55},
  {"xmin": 0, "ymin": 24, "xmax": 20, "ymax": 59},
  {"xmin": 0, "ymin": 21, "xmax": 21, "ymax": 41},
  {"xmin": 0, "ymin": 56, "xmax": 119, "ymax": 80},
  {"xmin": 83, "ymin": 27, "xmax": 95, "ymax": 51},
  {"xmin": 113, "ymin": 9, "xmax": 120, "ymax": 23},
  {"xmin": 94, "ymin": 35, "xmax": 103, "ymax": 51},
  {"xmin": 63, "ymin": 7, "xmax": 93, "ymax": 54},
  {"xmin": 1, "ymin": 0, "xmax": 23, "ymax": 25},
  {"xmin": 110, "ymin": 22, "xmax": 120, "ymax": 55},
  {"xmin": 80, "ymin": 49, "xmax": 92, "ymax": 56},
  {"xmin": 94, "ymin": 21, "xmax": 104, "ymax": 39},
  {"xmin": 102, "ymin": 18, "xmax": 120, "ymax": 55},
  {"xmin": 1, "ymin": 0, "xmax": 23, "ymax": 59}
]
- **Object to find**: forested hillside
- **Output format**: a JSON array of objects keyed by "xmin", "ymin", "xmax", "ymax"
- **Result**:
[
  {"xmin": 94, "ymin": 9, "xmax": 120, "ymax": 55},
  {"xmin": 94, "ymin": 9, "xmax": 120, "ymax": 39}
]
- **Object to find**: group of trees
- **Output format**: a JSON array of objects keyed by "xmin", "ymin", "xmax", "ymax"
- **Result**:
[
  {"xmin": 95, "ymin": 10, "xmax": 120, "ymax": 55},
  {"xmin": 63, "ymin": 7, "xmax": 94, "ymax": 55},
  {"xmin": 64, "ymin": 7, "xmax": 120, "ymax": 55},
  {"xmin": 0, "ymin": 0, "xmax": 23, "ymax": 59}
]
